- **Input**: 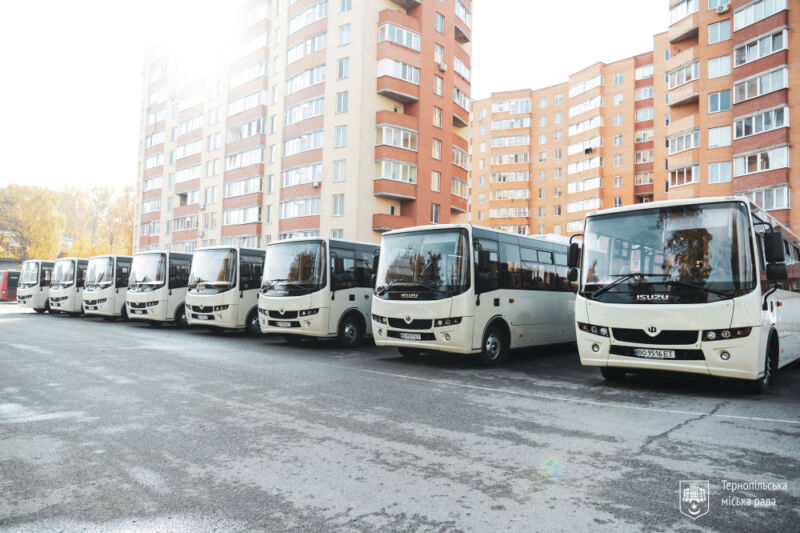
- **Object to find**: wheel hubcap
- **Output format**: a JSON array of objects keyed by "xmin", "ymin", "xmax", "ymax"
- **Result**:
[
  {"xmin": 344, "ymin": 323, "xmax": 357, "ymax": 343},
  {"xmin": 485, "ymin": 334, "xmax": 500, "ymax": 359}
]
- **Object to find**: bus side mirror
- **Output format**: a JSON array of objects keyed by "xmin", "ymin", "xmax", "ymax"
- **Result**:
[
  {"xmin": 766, "ymin": 263, "xmax": 788, "ymax": 281},
  {"xmin": 568, "ymin": 268, "xmax": 578, "ymax": 282},
  {"xmin": 764, "ymin": 232, "xmax": 785, "ymax": 263},
  {"xmin": 478, "ymin": 250, "xmax": 491, "ymax": 272},
  {"xmin": 567, "ymin": 243, "xmax": 581, "ymax": 268}
]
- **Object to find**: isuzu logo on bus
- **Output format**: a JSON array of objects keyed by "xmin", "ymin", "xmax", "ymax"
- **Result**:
[{"xmin": 636, "ymin": 294, "xmax": 669, "ymax": 302}]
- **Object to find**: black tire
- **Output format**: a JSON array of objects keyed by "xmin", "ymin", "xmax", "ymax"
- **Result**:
[
  {"xmin": 337, "ymin": 313, "xmax": 364, "ymax": 347},
  {"xmin": 479, "ymin": 324, "xmax": 509, "ymax": 365},
  {"xmin": 34, "ymin": 308, "xmax": 45, "ymax": 314},
  {"xmin": 601, "ymin": 367, "xmax": 626, "ymax": 381},
  {"xmin": 747, "ymin": 339, "xmax": 777, "ymax": 394},
  {"xmin": 283, "ymin": 334, "xmax": 303, "ymax": 345},
  {"xmin": 174, "ymin": 305, "xmax": 189, "ymax": 329},
  {"xmin": 398, "ymin": 347, "xmax": 422, "ymax": 360},
  {"xmin": 44, "ymin": 301, "xmax": 50, "ymax": 313},
  {"xmin": 245, "ymin": 309, "xmax": 261, "ymax": 336},
  {"xmin": 120, "ymin": 306, "xmax": 128, "ymax": 321}
]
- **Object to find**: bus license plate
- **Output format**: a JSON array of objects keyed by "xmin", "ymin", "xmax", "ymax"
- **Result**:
[
  {"xmin": 196, "ymin": 314, "xmax": 209, "ymax": 320},
  {"xmin": 276, "ymin": 321, "xmax": 292, "ymax": 328},
  {"xmin": 636, "ymin": 348, "xmax": 676, "ymax": 359},
  {"xmin": 400, "ymin": 333, "xmax": 422, "ymax": 341}
]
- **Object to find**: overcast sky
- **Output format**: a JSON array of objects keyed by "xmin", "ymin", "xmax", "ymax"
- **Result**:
[{"xmin": 0, "ymin": 0, "xmax": 667, "ymax": 191}]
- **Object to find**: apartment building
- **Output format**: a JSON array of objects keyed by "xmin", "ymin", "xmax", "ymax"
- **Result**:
[
  {"xmin": 135, "ymin": 0, "xmax": 472, "ymax": 253},
  {"xmin": 472, "ymin": 0, "xmax": 799, "ymax": 236}
]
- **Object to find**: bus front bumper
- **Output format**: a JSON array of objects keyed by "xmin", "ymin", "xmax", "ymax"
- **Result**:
[
  {"xmin": 186, "ymin": 303, "xmax": 239, "ymax": 329},
  {"xmin": 127, "ymin": 299, "xmax": 169, "ymax": 322},
  {"xmin": 83, "ymin": 292, "xmax": 118, "ymax": 316},
  {"xmin": 49, "ymin": 292, "xmax": 81, "ymax": 313},
  {"xmin": 577, "ymin": 327, "xmax": 763, "ymax": 380},
  {"xmin": 372, "ymin": 316, "xmax": 475, "ymax": 355},
  {"xmin": 259, "ymin": 306, "xmax": 331, "ymax": 337}
]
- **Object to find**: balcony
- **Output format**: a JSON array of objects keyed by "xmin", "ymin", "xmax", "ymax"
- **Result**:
[
  {"xmin": 453, "ymin": 109, "xmax": 469, "ymax": 128},
  {"xmin": 389, "ymin": 0, "xmax": 421, "ymax": 9},
  {"xmin": 374, "ymin": 178, "xmax": 417, "ymax": 201},
  {"xmin": 669, "ymin": 13, "xmax": 699, "ymax": 44},
  {"xmin": 377, "ymin": 76, "xmax": 419, "ymax": 104},
  {"xmin": 668, "ymin": 80, "xmax": 699, "ymax": 107},
  {"xmin": 454, "ymin": 22, "xmax": 471, "ymax": 44},
  {"xmin": 450, "ymin": 195, "xmax": 467, "ymax": 213},
  {"xmin": 373, "ymin": 213, "xmax": 415, "ymax": 232}
]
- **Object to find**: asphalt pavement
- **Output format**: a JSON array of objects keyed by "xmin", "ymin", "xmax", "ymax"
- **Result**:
[{"xmin": 0, "ymin": 302, "xmax": 798, "ymax": 532}]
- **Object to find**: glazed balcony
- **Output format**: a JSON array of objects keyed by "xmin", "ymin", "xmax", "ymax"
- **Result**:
[{"xmin": 373, "ymin": 213, "xmax": 415, "ymax": 233}]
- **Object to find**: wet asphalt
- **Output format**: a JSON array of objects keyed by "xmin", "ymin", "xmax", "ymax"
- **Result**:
[{"xmin": 0, "ymin": 302, "xmax": 798, "ymax": 532}]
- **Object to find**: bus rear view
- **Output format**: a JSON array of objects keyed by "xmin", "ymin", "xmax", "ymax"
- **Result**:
[{"xmin": 571, "ymin": 197, "xmax": 800, "ymax": 392}]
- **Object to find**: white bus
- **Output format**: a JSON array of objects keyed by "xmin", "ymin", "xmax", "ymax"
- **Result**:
[
  {"xmin": 82, "ymin": 254, "xmax": 132, "ymax": 320},
  {"xmin": 569, "ymin": 196, "xmax": 800, "ymax": 392},
  {"xmin": 371, "ymin": 225, "xmax": 576, "ymax": 364},
  {"xmin": 48, "ymin": 257, "xmax": 89, "ymax": 315},
  {"xmin": 185, "ymin": 246, "xmax": 265, "ymax": 334},
  {"xmin": 126, "ymin": 251, "xmax": 193, "ymax": 327},
  {"xmin": 16, "ymin": 260, "xmax": 54, "ymax": 313},
  {"xmin": 258, "ymin": 237, "xmax": 379, "ymax": 346}
]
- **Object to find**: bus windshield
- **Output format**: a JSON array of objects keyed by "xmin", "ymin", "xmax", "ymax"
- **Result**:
[
  {"xmin": 581, "ymin": 201, "xmax": 757, "ymax": 303},
  {"xmin": 376, "ymin": 229, "xmax": 470, "ymax": 300},
  {"xmin": 262, "ymin": 240, "xmax": 325, "ymax": 296},
  {"xmin": 86, "ymin": 257, "xmax": 114, "ymax": 288},
  {"xmin": 52, "ymin": 260, "xmax": 76, "ymax": 288},
  {"xmin": 188, "ymin": 249, "xmax": 237, "ymax": 291},
  {"xmin": 20, "ymin": 261, "xmax": 39, "ymax": 288},
  {"xmin": 129, "ymin": 253, "xmax": 166, "ymax": 291}
]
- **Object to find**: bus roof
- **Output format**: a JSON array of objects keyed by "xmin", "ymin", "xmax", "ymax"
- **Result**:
[
  {"xmin": 267, "ymin": 236, "xmax": 377, "ymax": 248},
  {"xmin": 133, "ymin": 250, "xmax": 192, "ymax": 258},
  {"xmin": 382, "ymin": 224, "xmax": 569, "ymax": 244},
  {"xmin": 194, "ymin": 245, "xmax": 264, "ymax": 255},
  {"xmin": 88, "ymin": 254, "xmax": 132, "ymax": 260}
]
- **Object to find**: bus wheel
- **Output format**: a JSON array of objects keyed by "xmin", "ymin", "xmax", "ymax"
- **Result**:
[
  {"xmin": 748, "ymin": 340, "xmax": 777, "ymax": 394},
  {"xmin": 480, "ymin": 325, "xmax": 508, "ymax": 365},
  {"xmin": 175, "ymin": 305, "xmax": 189, "ymax": 329},
  {"xmin": 601, "ymin": 367, "xmax": 626, "ymax": 381},
  {"xmin": 338, "ymin": 314, "xmax": 363, "ymax": 347},
  {"xmin": 245, "ymin": 310, "xmax": 261, "ymax": 336},
  {"xmin": 120, "ymin": 306, "xmax": 128, "ymax": 321},
  {"xmin": 398, "ymin": 347, "xmax": 422, "ymax": 360},
  {"xmin": 283, "ymin": 335, "xmax": 303, "ymax": 345}
]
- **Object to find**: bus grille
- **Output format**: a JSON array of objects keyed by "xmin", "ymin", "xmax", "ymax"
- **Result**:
[
  {"xmin": 190, "ymin": 305, "xmax": 213, "ymax": 313},
  {"xmin": 129, "ymin": 301, "xmax": 146, "ymax": 309},
  {"xmin": 388, "ymin": 318, "xmax": 433, "ymax": 330},
  {"xmin": 268, "ymin": 310, "xmax": 299, "ymax": 319},
  {"xmin": 612, "ymin": 328, "xmax": 699, "ymax": 345}
]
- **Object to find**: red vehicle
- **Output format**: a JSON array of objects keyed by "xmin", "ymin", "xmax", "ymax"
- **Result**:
[{"xmin": 0, "ymin": 270, "xmax": 20, "ymax": 301}]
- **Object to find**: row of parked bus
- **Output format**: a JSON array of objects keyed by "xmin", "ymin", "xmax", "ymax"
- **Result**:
[{"xmin": 14, "ymin": 196, "xmax": 800, "ymax": 392}]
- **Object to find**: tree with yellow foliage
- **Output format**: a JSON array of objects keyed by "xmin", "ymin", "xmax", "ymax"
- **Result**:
[{"xmin": 0, "ymin": 185, "xmax": 65, "ymax": 259}]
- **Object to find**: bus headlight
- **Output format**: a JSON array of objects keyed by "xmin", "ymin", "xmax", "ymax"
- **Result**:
[
  {"xmin": 146, "ymin": 301, "xmax": 159, "ymax": 307},
  {"xmin": 97, "ymin": 298, "xmax": 107, "ymax": 304},
  {"xmin": 372, "ymin": 314, "xmax": 387, "ymax": 324},
  {"xmin": 435, "ymin": 317, "xmax": 462, "ymax": 327},
  {"xmin": 214, "ymin": 305, "xmax": 229, "ymax": 311},
  {"xmin": 578, "ymin": 322, "xmax": 609, "ymax": 337},
  {"xmin": 299, "ymin": 309, "xmax": 319, "ymax": 317},
  {"xmin": 703, "ymin": 328, "xmax": 751, "ymax": 341}
]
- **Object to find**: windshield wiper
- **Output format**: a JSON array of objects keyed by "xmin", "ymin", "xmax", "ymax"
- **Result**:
[
  {"xmin": 664, "ymin": 279, "xmax": 736, "ymax": 299},
  {"xmin": 376, "ymin": 280, "xmax": 414, "ymax": 296},
  {"xmin": 590, "ymin": 273, "xmax": 664, "ymax": 298}
]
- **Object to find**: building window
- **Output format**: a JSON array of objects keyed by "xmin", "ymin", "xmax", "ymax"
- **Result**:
[
  {"xmin": 614, "ymin": 134, "xmax": 623, "ymax": 146},
  {"xmin": 378, "ymin": 24, "xmax": 421, "ymax": 51},
  {"xmin": 332, "ymin": 194, "xmax": 344, "ymax": 216},
  {"xmin": 539, "ymin": 134, "xmax": 547, "ymax": 145},
  {"xmin": 433, "ymin": 106, "xmax": 443, "ymax": 128},
  {"xmin": 708, "ymin": 126, "xmax": 731, "ymax": 148},
  {"xmin": 375, "ymin": 159, "xmax": 417, "ymax": 183},
  {"xmin": 668, "ymin": 130, "xmax": 699, "ymax": 154},
  {"xmin": 614, "ymin": 154, "xmax": 623, "ymax": 167},
  {"xmin": 377, "ymin": 57, "xmax": 419, "ymax": 84},
  {"xmin": 635, "ymin": 107, "xmax": 654, "ymax": 122},
  {"xmin": 635, "ymin": 64, "xmax": 654, "ymax": 80},
  {"xmin": 431, "ymin": 203, "xmax": 440, "ymax": 223},
  {"xmin": 614, "ymin": 93, "xmax": 623, "ymax": 105},
  {"xmin": 538, "ymin": 189, "xmax": 546, "ymax": 200},
  {"xmin": 554, "ymin": 130, "xmax": 563, "ymax": 141},
  {"xmin": 334, "ymin": 160, "xmax": 346, "ymax": 182},
  {"xmin": 434, "ymin": 44, "xmax": 444, "ymax": 64},
  {"xmin": 635, "ymin": 128, "xmax": 654, "ymax": 143},
  {"xmin": 555, "ymin": 112, "xmax": 562, "ymax": 124},
  {"xmin": 708, "ymin": 90, "xmax": 731, "ymax": 113},
  {"xmin": 434, "ymin": 75, "xmax": 443, "ymax": 96},
  {"xmin": 734, "ymin": 107, "xmax": 787, "ymax": 140},
  {"xmin": 337, "ymin": 57, "xmax": 350, "ymax": 79},
  {"xmin": 539, "ymin": 97, "xmax": 547, "ymax": 109},
  {"xmin": 733, "ymin": 67, "xmax": 788, "ymax": 104},
  {"xmin": 708, "ymin": 55, "xmax": 731, "ymax": 79},
  {"xmin": 334, "ymin": 126, "xmax": 347, "ymax": 147},
  {"xmin": 332, "ymin": 229, "xmax": 344, "ymax": 238},
  {"xmin": 538, "ymin": 151, "xmax": 546, "ymax": 163},
  {"xmin": 635, "ymin": 171, "xmax": 653, "ymax": 185},
  {"xmin": 479, "ymin": 125, "xmax": 486, "ymax": 135},
  {"xmin": 733, "ymin": 146, "xmax": 789, "ymax": 177},
  {"xmin": 537, "ymin": 207, "xmax": 546, "ymax": 217},
  {"xmin": 614, "ymin": 113, "xmax": 623, "ymax": 126},
  {"xmin": 539, "ymin": 116, "xmax": 547, "ymax": 127},
  {"xmin": 554, "ymin": 149, "xmax": 562, "ymax": 160},
  {"xmin": 613, "ymin": 176, "xmax": 623, "ymax": 188},
  {"xmin": 431, "ymin": 171, "xmax": 441, "ymax": 192},
  {"xmin": 734, "ymin": 0, "xmax": 788, "ymax": 31},
  {"xmin": 435, "ymin": 13, "xmax": 444, "ymax": 33},
  {"xmin": 613, "ymin": 72, "xmax": 623, "ymax": 85},
  {"xmin": 735, "ymin": 29, "xmax": 786, "ymax": 67},
  {"xmin": 338, "ymin": 24, "xmax": 351, "ymax": 46},
  {"xmin": 336, "ymin": 91, "xmax": 349, "ymax": 113},
  {"xmin": 708, "ymin": 161, "xmax": 731, "ymax": 184},
  {"xmin": 669, "ymin": 165, "xmax": 699, "ymax": 187},
  {"xmin": 432, "ymin": 138, "xmax": 442, "ymax": 160},
  {"xmin": 670, "ymin": 0, "xmax": 698, "ymax": 25},
  {"xmin": 742, "ymin": 185, "xmax": 789, "ymax": 211},
  {"xmin": 636, "ymin": 150, "xmax": 654, "ymax": 163},
  {"xmin": 635, "ymin": 86, "xmax": 654, "ymax": 101},
  {"xmin": 708, "ymin": 20, "xmax": 730, "ymax": 44},
  {"xmin": 341, "ymin": 0, "xmax": 351, "ymax": 12},
  {"xmin": 555, "ymin": 94, "xmax": 563, "ymax": 105}
]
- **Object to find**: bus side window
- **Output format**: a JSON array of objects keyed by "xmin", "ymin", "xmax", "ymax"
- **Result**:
[
  {"xmin": 475, "ymin": 239, "xmax": 499, "ymax": 293},
  {"xmin": 116, "ymin": 263, "xmax": 130, "ymax": 288},
  {"xmin": 41, "ymin": 267, "xmax": 52, "ymax": 286},
  {"xmin": 77, "ymin": 265, "xmax": 87, "ymax": 288},
  {"xmin": 499, "ymin": 242, "xmax": 521, "ymax": 290},
  {"xmin": 169, "ymin": 259, "xmax": 189, "ymax": 289},
  {"xmin": 355, "ymin": 246, "xmax": 374, "ymax": 288},
  {"xmin": 331, "ymin": 247, "xmax": 356, "ymax": 290},
  {"xmin": 755, "ymin": 233, "xmax": 766, "ymax": 269}
]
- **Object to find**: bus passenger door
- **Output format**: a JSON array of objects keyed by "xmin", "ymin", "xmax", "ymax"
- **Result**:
[
  {"xmin": 329, "ymin": 247, "xmax": 356, "ymax": 336},
  {"xmin": 472, "ymin": 238, "xmax": 499, "ymax": 351}
]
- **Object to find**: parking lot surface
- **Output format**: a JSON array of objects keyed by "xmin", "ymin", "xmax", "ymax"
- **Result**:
[{"xmin": 1, "ymin": 302, "xmax": 798, "ymax": 532}]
